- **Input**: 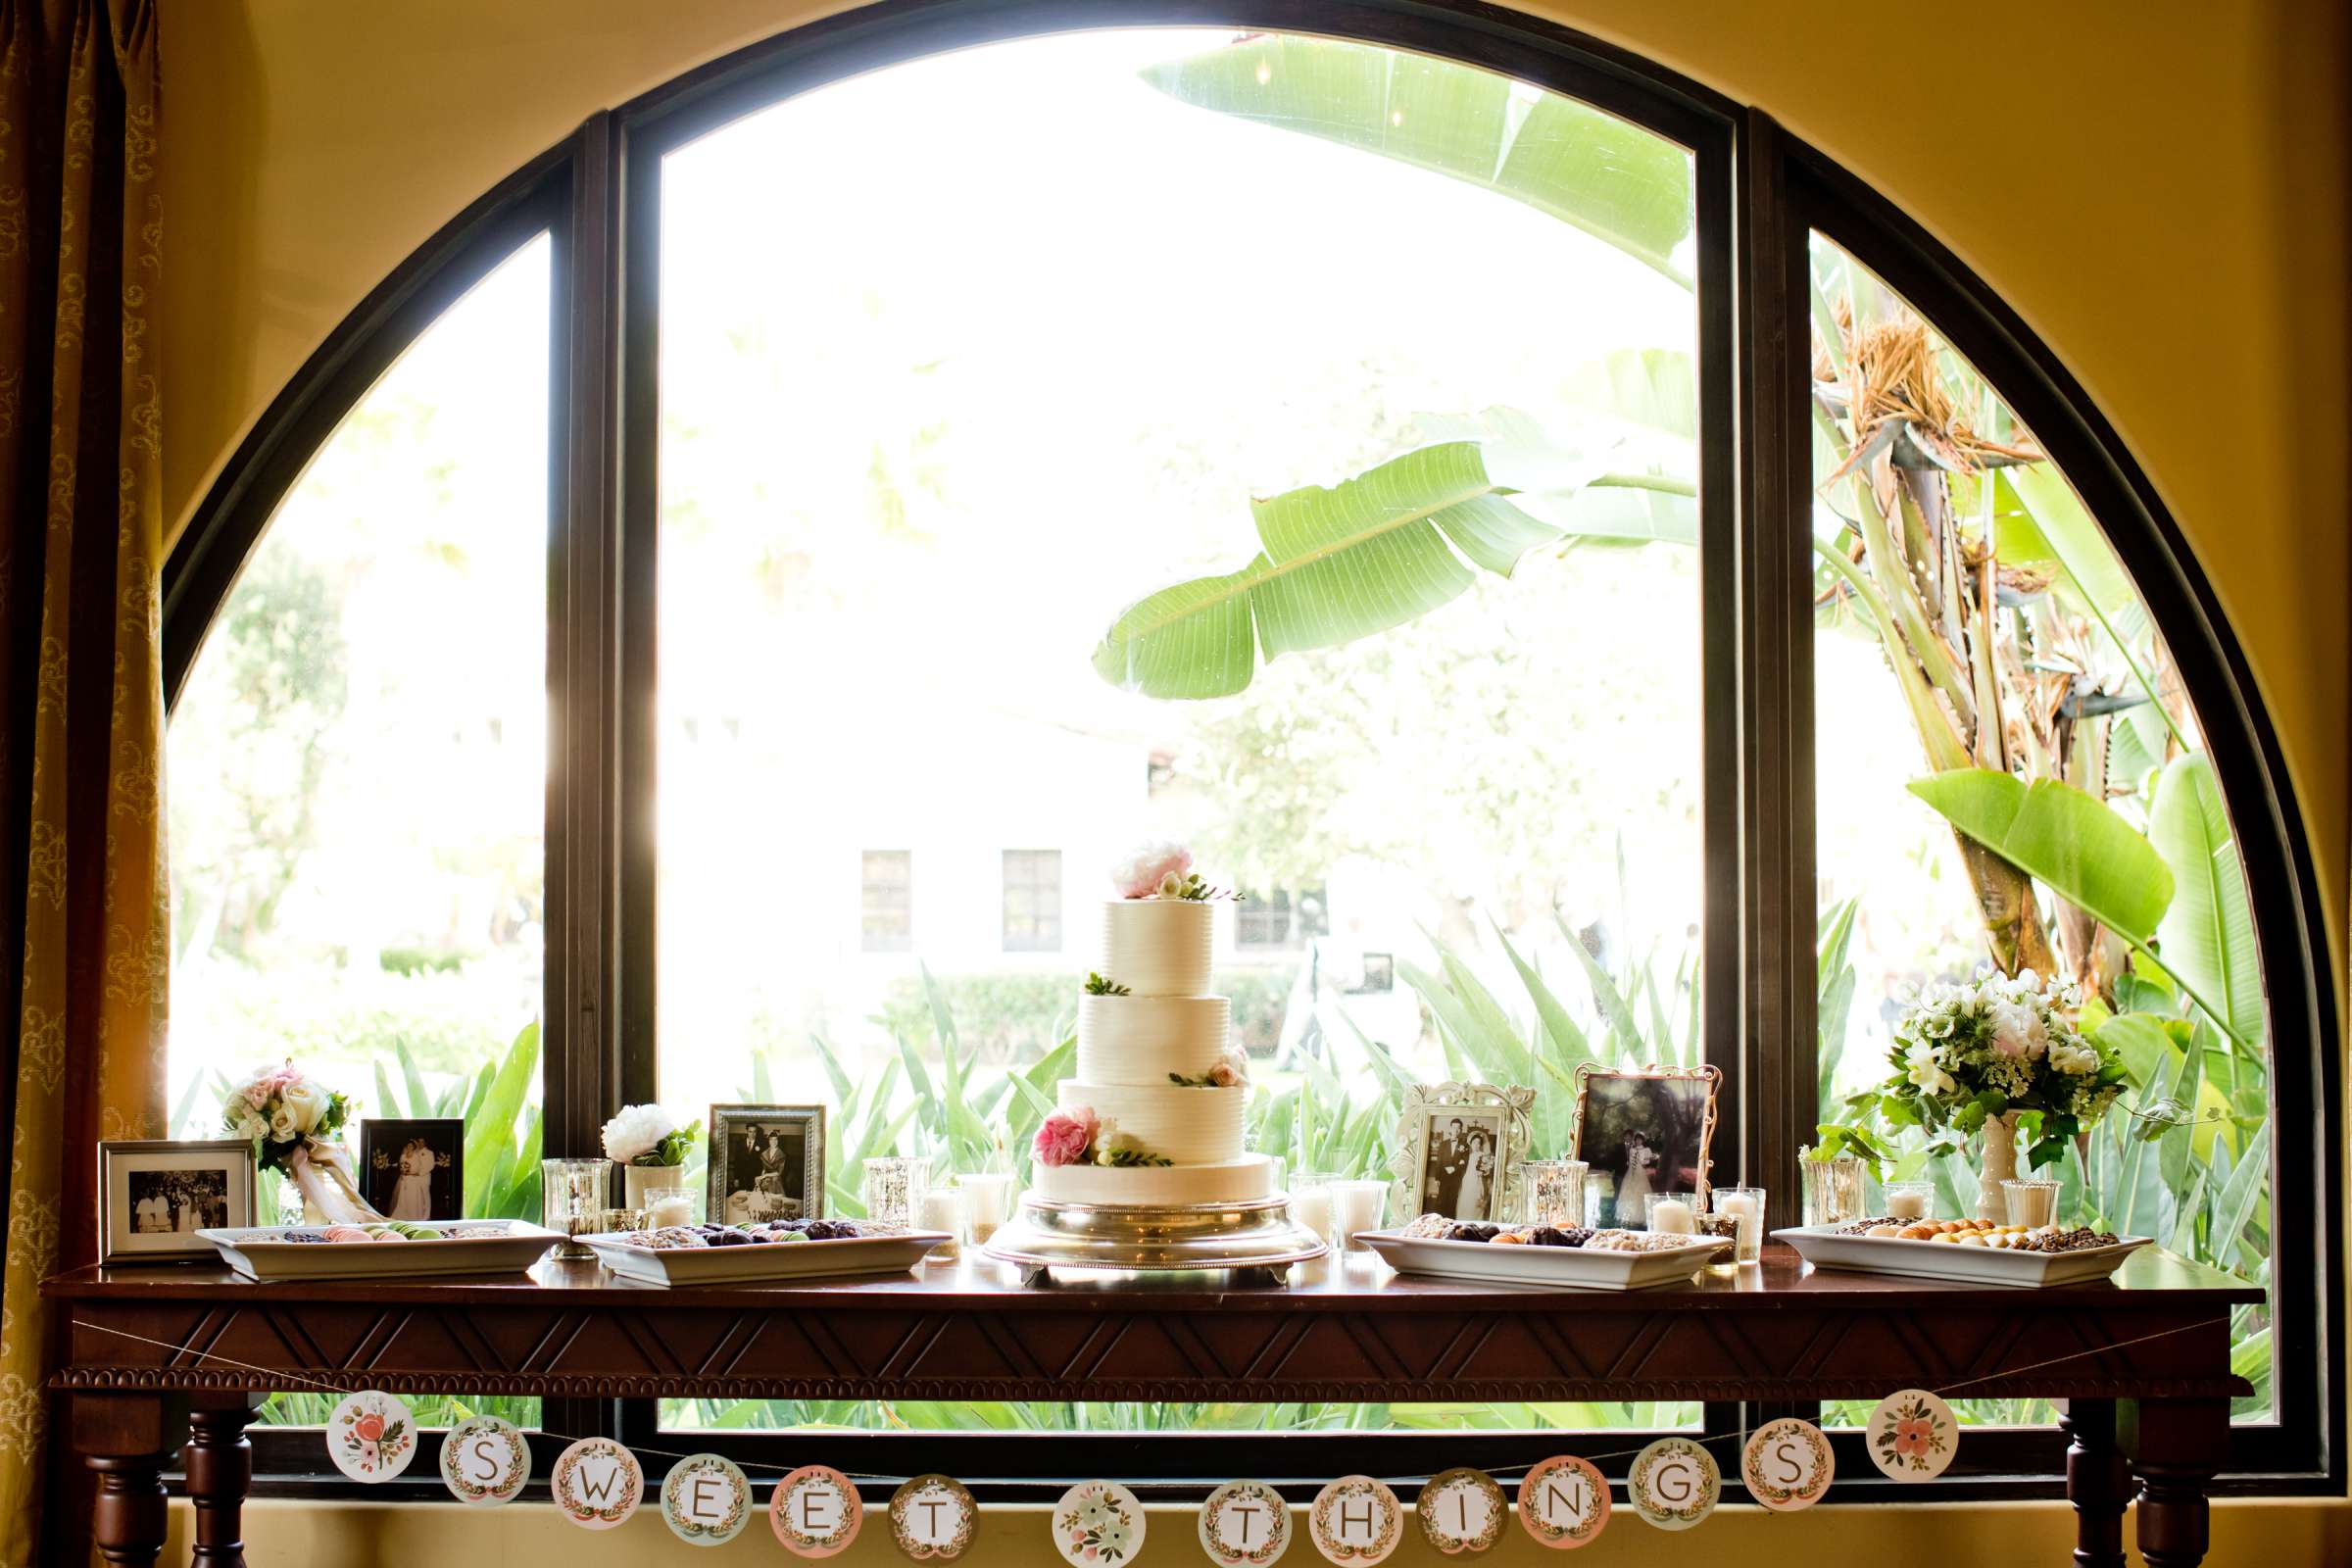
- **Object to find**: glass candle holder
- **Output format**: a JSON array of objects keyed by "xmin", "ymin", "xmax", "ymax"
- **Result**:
[
  {"xmin": 1710, "ymin": 1185, "xmax": 1767, "ymax": 1263},
  {"xmin": 1643, "ymin": 1192, "xmax": 1699, "ymax": 1235},
  {"xmin": 642, "ymin": 1183, "xmax": 697, "ymax": 1230},
  {"xmin": 542, "ymin": 1158, "xmax": 612, "ymax": 1260},
  {"xmin": 917, "ymin": 1186, "xmax": 962, "ymax": 1261},
  {"xmin": 1525, "ymin": 1158, "xmax": 1589, "ymax": 1229},
  {"xmin": 1330, "ymin": 1179, "xmax": 1387, "ymax": 1251},
  {"xmin": 862, "ymin": 1156, "xmax": 928, "ymax": 1228},
  {"xmin": 1290, "ymin": 1171, "xmax": 1339, "ymax": 1247},
  {"xmin": 1882, "ymin": 1179, "xmax": 1936, "ymax": 1224},
  {"xmin": 2002, "ymin": 1178, "xmax": 2061, "ymax": 1230},
  {"xmin": 959, "ymin": 1172, "xmax": 1013, "ymax": 1248},
  {"xmin": 1800, "ymin": 1153, "xmax": 1865, "ymax": 1227}
]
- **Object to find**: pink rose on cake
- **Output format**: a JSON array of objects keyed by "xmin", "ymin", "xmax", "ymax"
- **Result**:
[
  {"xmin": 1110, "ymin": 841, "xmax": 1194, "ymax": 899},
  {"xmin": 1210, "ymin": 1045, "xmax": 1249, "ymax": 1088},
  {"xmin": 1034, "ymin": 1107, "xmax": 1098, "ymax": 1167}
]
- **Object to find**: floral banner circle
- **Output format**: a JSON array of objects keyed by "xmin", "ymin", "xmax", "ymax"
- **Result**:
[
  {"xmin": 1053, "ymin": 1480, "xmax": 1146, "ymax": 1566},
  {"xmin": 1200, "ymin": 1479, "xmax": 1291, "ymax": 1566},
  {"xmin": 1741, "ymin": 1418, "xmax": 1835, "ymax": 1510},
  {"xmin": 1867, "ymin": 1388, "xmax": 1958, "ymax": 1481},
  {"xmin": 1416, "ymin": 1467, "xmax": 1505, "ymax": 1555},
  {"xmin": 772, "ymin": 1464, "xmax": 864, "ymax": 1558},
  {"xmin": 550, "ymin": 1437, "xmax": 643, "ymax": 1531},
  {"xmin": 1307, "ymin": 1475, "xmax": 1402, "ymax": 1565},
  {"xmin": 1515, "ymin": 1455, "xmax": 1609, "ymax": 1549},
  {"xmin": 890, "ymin": 1474, "xmax": 977, "ymax": 1560},
  {"xmin": 662, "ymin": 1451, "xmax": 751, "ymax": 1546},
  {"xmin": 1627, "ymin": 1437, "xmax": 1718, "ymax": 1531},
  {"xmin": 326, "ymin": 1391, "xmax": 416, "ymax": 1484},
  {"xmin": 437, "ymin": 1414, "xmax": 528, "ymax": 1505}
]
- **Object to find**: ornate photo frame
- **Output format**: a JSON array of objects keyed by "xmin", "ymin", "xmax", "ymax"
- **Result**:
[
  {"xmin": 1570, "ymin": 1062, "xmax": 1722, "ymax": 1227},
  {"xmin": 1390, "ymin": 1082, "xmax": 1536, "ymax": 1225},
  {"xmin": 706, "ymin": 1103, "xmax": 826, "ymax": 1226}
]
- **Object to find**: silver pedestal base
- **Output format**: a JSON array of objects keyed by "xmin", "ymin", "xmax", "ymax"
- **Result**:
[{"xmin": 983, "ymin": 1195, "xmax": 1328, "ymax": 1287}]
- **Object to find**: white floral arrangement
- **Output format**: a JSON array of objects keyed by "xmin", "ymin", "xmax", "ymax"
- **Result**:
[
  {"xmin": 1108, "ymin": 841, "xmax": 1238, "ymax": 902},
  {"xmin": 601, "ymin": 1103, "xmax": 700, "ymax": 1167},
  {"xmin": 222, "ymin": 1061, "xmax": 353, "ymax": 1176},
  {"xmin": 1871, "ymin": 968, "xmax": 2126, "ymax": 1168}
]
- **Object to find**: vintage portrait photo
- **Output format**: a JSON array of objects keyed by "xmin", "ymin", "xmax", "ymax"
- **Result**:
[
  {"xmin": 708, "ymin": 1104, "xmax": 825, "ymax": 1226},
  {"xmin": 100, "ymin": 1139, "xmax": 257, "ymax": 1263},
  {"xmin": 1391, "ymin": 1084, "xmax": 1536, "ymax": 1224},
  {"xmin": 359, "ymin": 1118, "xmax": 464, "ymax": 1221},
  {"xmin": 1571, "ymin": 1065, "xmax": 1721, "ymax": 1227}
]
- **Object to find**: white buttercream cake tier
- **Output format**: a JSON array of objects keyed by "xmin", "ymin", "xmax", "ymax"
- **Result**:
[
  {"xmin": 1031, "ymin": 1153, "xmax": 1276, "ymax": 1206},
  {"xmin": 1100, "ymin": 898, "xmax": 1213, "ymax": 997},
  {"xmin": 1076, "ymin": 995, "xmax": 1231, "ymax": 1085},
  {"xmin": 1057, "ymin": 1081, "xmax": 1244, "ymax": 1165}
]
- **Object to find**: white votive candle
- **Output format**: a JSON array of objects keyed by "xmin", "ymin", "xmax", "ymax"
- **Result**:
[
  {"xmin": 959, "ymin": 1172, "xmax": 1012, "ymax": 1246},
  {"xmin": 1331, "ymin": 1180, "xmax": 1387, "ymax": 1250},
  {"xmin": 1886, "ymin": 1190, "xmax": 1928, "ymax": 1220},
  {"xmin": 1291, "ymin": 1185, "xmax": 1334, "ymax": 1242},
  {"xmin": 917, "ymin": 1187, "xmax": 961, "ymax": 1261},
  {"xmin": 648, "ymin": 1194, "xmax": 694, "ymax": 1229},
  {"xmin": 1650, "ymin": 1199, "xmax": 1696, "ymax": 1235}
]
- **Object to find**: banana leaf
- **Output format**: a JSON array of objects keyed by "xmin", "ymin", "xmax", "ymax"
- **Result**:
[
  {"xmin": 1094, "ymin": 441, "xmax": 1566, "ymax": 699},
  {"xmin": 1906, "ymin": 769, "xmax": 2173, "ymax": 941},
  {"xmin": 461, "ymin": 1022, "xmax": 538, "ymax": 1217},
  {"xmin": 2148, "ymin": 754, "xmax": 2265, "ymax": 1053},
  {"xmin": 1142, "ymin": 35, "xmax": 1695, "ymax": 285}
]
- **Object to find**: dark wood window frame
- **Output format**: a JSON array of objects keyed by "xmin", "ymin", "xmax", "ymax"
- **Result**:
[{"xmin": 164, "ymin": 0, "xmax": 2341, "ymax": 1502}]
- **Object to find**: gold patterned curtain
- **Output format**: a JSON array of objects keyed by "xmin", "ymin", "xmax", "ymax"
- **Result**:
[{"xmin": 0, "ymin": 0, "xmax": 166, "ymax": 1560}]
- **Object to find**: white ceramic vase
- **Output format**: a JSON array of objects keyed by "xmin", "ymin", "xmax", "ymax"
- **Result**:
[
  {"xmin": 1975, "ymin": 1109, "xmax": 2021, "ymax": 1222},
  {"xmin": 621, "ymin": 1162, "xmax": 683, "ymax": 1211}
]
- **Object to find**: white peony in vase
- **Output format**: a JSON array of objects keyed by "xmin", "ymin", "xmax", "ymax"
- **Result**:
[
  {"xmin": 603, "ymin": 1103, "xmax": 699, "ymax": 1215},
  {"xmin": 1975, "ymin": 1109, "xmax": 2022, "ymax": 1222}
]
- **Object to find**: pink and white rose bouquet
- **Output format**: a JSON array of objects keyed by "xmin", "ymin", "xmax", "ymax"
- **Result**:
[
  {"xmin": 222, "ymin": 1061, "xmax": 353, "ymax": 1176},
  {"xmin": 1106, "ymin": 840, "xmax": 1236, "ymax": 902}
]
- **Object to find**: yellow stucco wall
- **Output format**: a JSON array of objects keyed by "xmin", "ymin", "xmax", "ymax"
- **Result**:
[{"xmin": 155, "ymin": 0, "xmax": 2350, "ymax": 1558}]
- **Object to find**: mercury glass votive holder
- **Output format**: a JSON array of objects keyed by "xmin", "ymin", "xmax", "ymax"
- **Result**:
[
  {"xmin": 2002, "ymin": 1178, "xmax": 2061, "ymax": 1230},
  {"xmin": 1525, "ymin": 1158, "xmax": 1589, "ymax": 1229},
  {"xmin": 542, "ymin": 1158, "xmax": 612, "ymax": 1260},
  {"xmin": 862, "ymin": 1156, "xmax": 927, "ymax": 1229}
]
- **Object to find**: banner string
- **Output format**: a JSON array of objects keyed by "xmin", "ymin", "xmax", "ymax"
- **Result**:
[{"xmin": 67, "ymin": 1310, "xmax": 2233, "ymax": 1489}]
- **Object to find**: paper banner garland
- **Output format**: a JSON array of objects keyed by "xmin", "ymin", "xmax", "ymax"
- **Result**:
[
  {"xmin": 1741, "ymin": 1418, "xmax": 1835, "ymax": 1510},
  {"xmin": 1868, "ymin": 1388, "xmax": 1958, "ymax": 1481},
  {"xmin": 1626, "ymin": 1437, "xmax": 1718, "ymax": 1531},
  {"xmin": 1308, "ymin": 1476, "xmax": 1402, "ymax": 1565},
  {"xmin": 1515, "ymin": 1454, "xmax": 1609, "ymax": 1550},
  {"xmin": 1200, "ymin": 1479, "xmax": 1292, "ymax": 1566},
  {"xmin": 1053, "ymin": 1481, "xmax": 1146, "ymax": 1566},
  {"xmin": 662, "ymin": 1451, "xmax": 752, "ymax": 1546},
  {"xmin": 326, "ymin": 1391, "xmax": 416, "ymax": 1483},
  {"xmin": 772, "ymin": 1464, "xmax": 864, "ymax": 1558},
  {"xmin": 438, "ymin": 1414, "xmax": 529, "ymax": 1505},
  {"xmin": 551, "ymin": 1437, "xmax": 644, "ymax": 1531},
  {"xmin": 890, "ymin": 1474, "xmax": 978, "ymax": 1560},
  {"xmin": 1416, "ymin": 1467, "xmax": 1506, "ymax": 1555}
]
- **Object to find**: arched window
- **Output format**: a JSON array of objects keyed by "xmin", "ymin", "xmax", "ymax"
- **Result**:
[{"xmin": 163, "ymin": 0, "xmax": 2334, "ymax": 1497}]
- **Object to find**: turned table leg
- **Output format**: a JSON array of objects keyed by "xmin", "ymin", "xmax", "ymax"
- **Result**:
[
  {"xmin": 2121, "ymin": 1396, "xmax": 2227, "ymax": 1568},
  {"xmin": 73, "ymin": 1392, "xmax": 189, "ymax": 1568},
  {"xmin": 186, "ymin": 1394, "xmax": 265, "ymax": 1567},
  {"xmin": 2058, "ymin": 1398, "xmax": 2129, "ymax": 1568}
]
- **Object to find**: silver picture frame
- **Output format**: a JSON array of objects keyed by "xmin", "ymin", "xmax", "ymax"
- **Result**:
[
  {"xmin": 1390, "ymin": 1082, "xmax": 1536, "ymax": 1225},
  {"xmin": 99, "ymin": 1138, "xmax": 257, "ymax": 1264},
  {"xmin": 706, "ymin": 1103, "xmax": 826, "ymax": 1226}
]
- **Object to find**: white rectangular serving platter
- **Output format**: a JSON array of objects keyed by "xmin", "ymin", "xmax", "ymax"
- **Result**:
[
  {"xmin": 1356, "ymin": 1229, "xmax": 1730, "ymax": 1290},
  {"xmin": 197, "ymin": 1220, "xmax": 561, "ymax": 1281},
  {"xmin": 579, "ymin": 1229, "xmax": 952, "ymax": 1287},
  {"xmin": 1774, "ymin": 1224, "xmax": 2151, "ymax": 1287}
]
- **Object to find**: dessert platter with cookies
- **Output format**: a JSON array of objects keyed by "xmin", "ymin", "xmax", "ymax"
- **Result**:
[
  {"xmin": 580, "ymin": 1217, "xmax": 952, "ymax": 1287},
  {"xmin": 1774, "ymin": 1216, "xmax": 2150, "ymax": 1287},
  {"xmin": 1356, "ymin": 1211, "xmax": 1732, "ymax": 1290},
  {"xmin": 199, "ymin": 1218, "xmax": 564, "ymax": 1281}
]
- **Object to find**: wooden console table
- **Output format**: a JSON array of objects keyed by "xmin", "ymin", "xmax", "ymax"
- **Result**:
[{"xmin": 45, "ymin": 1245, "xmax": 2257, "ymax": 1566}]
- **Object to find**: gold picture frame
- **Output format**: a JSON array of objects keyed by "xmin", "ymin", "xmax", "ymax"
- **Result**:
[
  {"xmin": 1570, "ymin": 1062, "xmax": 1723, "ymax": 1226},
  {"xmin": 1390, "ymin": 1081, "xmax": 1537, "ymax": 1225}
]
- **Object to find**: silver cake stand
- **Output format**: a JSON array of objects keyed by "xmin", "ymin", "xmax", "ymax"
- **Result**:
[{"xmin": 983, "ymin": 1195, "xmax": 1328, "ymax": 1287}]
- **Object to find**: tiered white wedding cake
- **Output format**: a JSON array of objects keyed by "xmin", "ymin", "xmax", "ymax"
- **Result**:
[{"xmin": 1027, "ymin": 847, "xmax": 1274, "ymax": 1208}]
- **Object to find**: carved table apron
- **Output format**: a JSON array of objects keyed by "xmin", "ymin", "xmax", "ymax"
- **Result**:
[{"xmin": 45, "ymin": 1245, "xmax": 2256, "ymax": 1567}]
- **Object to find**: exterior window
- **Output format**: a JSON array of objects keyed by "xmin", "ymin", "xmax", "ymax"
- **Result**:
[
  {"xmin": 1002, "ymin": 850, "xmax": 1063, "ymax": 952},
  {"xmin": 1236, "ymin": 887, "xmax": 1328, "ymax": 950},
  {"xmin": 861, "ymin": 851, "xmax": 913, "ymax": 952}
]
